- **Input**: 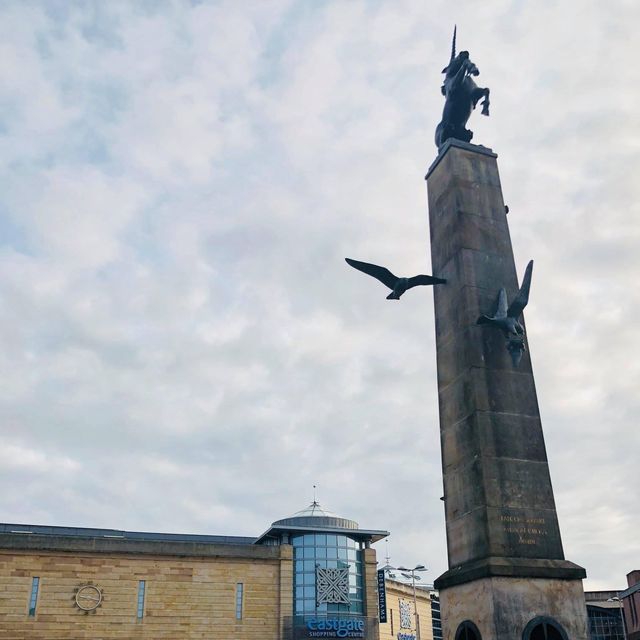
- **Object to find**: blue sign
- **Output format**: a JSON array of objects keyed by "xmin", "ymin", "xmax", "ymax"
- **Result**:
[
  {"xmin": 306, "ymin": 617, "xmax": 365, "ymax": 638},
  {"xmin": 397, "ymin": 634, "xmax": 416, "ymax": 640},
  {"xmin": 377, "ymin": 569, "xmax": 387, "ymax": 623}
]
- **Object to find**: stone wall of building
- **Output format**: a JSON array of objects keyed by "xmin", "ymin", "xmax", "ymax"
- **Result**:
[
  {"xmin": 0, "ymin": 545, "xmax": 285, "ymax": 640},
  {"xmin": 0, "ymin": 507, "xmax": 387, "ymax": 640},
  {"xmin": 379, "ymin": 579, "xmax": 433, "ymax": 640}
]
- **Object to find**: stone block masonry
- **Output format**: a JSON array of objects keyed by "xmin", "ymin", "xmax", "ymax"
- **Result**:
[
  {"xmin": 0, "ymin": 538, "xmax": 284, "ymax": 640},
  {"xmin": 426, "ymin": 139, "xmax": 588, "ymax": 640}
]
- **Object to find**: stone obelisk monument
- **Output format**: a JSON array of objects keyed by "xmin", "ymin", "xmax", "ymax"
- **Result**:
[{"xmin": 426, "ymin": 32, "xmax": 589, "ymax": 640}]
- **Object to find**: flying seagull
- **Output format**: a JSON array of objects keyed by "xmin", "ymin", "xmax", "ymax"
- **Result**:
[
  {"xmin": 345, "ymin": 257, "xmax": 446, "ymax": 300},
  {"xmin": 476, "ymin": 260, "xmax": 533, "ymax": 366}
]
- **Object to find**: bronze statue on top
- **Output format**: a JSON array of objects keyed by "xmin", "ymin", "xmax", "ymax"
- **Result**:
[{"xmin": 435, "ymin": 27, "xmax": 490, "ymax": 149}]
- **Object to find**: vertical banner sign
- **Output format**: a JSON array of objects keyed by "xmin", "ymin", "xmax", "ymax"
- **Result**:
[{"xmin": 377, "ymin": 569, "xmax": 387, "ymax": 623}]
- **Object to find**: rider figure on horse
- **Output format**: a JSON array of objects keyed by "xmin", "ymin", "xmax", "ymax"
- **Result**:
[{"xmin": 435, "ymin": 27, "xmax": 491, "ymax": 149}]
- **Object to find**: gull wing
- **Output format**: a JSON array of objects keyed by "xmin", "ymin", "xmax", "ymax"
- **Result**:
[
  {"xmin": 508, "ymin": 260, "xmax": 534, "ymax": 318},
  {"xmin": 345, "ymin": 258, "xmax": 398, "ymax": 290},
  {"xmin": 494, "ymin": 288, "xmax": 508, "ymax": 318},
  {"xmin": 407, "ymin": 274, "xmax": 447, "ymax": 289}
]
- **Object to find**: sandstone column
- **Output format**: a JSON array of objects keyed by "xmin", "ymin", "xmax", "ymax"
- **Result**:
[{"xmin": 426, "ymin": 139, "xmax": 588, "ymax": 640}]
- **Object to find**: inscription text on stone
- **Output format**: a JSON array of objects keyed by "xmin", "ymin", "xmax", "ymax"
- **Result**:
[{"xmin": 500, "ymin": 515, "xmax": 548, "ymax": 546}]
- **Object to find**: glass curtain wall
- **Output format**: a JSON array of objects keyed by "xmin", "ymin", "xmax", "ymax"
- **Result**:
[
  {"xmin": 587, "ymin": 606, "xmax": 625, "ymax": 640},
  {"xmin": 292, "ymin": 533, "xmax": 364, "ymax": 615}
]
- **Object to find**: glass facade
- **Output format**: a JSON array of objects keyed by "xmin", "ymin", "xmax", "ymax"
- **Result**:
[
  {"xmin": 431, "ymin": 593, "xmax": 443, "ymax": 640},
  {"xmin": 292, "ymin": 533, "xmax": 364, "ymax": 615},
  {"xmin": 587, "ymin": 606, "xmax": 625, "ymax": 640}
]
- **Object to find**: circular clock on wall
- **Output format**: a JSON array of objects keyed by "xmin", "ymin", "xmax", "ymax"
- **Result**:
[{"xmin": 73, "ymin": 583, "xmax": 103, "ymax": 613}]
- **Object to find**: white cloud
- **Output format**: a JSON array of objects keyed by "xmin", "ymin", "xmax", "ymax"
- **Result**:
[{"xmin": 0, "ymin": 441, "xmax": 80, "ymax": 473}]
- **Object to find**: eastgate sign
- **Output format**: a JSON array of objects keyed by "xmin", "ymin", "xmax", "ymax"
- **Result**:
[{"xmin": 306, "ymin": 617, "xmax": 365, "ymax": 638}]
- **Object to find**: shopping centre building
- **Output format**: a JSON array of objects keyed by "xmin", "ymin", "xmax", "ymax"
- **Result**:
[{"xmin": 0, "ymin": 502, "xmax": 436, "ymax": 640}]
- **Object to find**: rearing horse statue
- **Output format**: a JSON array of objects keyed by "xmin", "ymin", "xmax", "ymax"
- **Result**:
[{"xmin": 435, "ymin": 27, "xmax": 490, "ymax": 149}]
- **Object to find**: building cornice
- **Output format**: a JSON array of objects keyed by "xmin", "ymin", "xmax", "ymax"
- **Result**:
[{"xmin": 0, "ymin": 533, "xmax": 282, "ymax": 560}]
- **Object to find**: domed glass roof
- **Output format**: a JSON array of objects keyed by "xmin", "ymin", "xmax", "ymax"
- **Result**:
[
  {"xmin": 288, "ymin": 501, "xmax": 339, "ymax": 519},
  {"xmin": 272, "ymin": 501, "xmax": 359, "ymax": 530}
]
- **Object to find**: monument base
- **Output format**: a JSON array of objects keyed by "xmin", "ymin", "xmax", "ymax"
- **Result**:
[
  {"xmin": 435, "ymin": 556, "xmax": 586, "ymax": 590},
  {"xmin": 440, "ymin": 575, "xmax": 589, "ymax": 640}
]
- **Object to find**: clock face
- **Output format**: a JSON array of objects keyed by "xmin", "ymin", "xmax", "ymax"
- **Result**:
[{"xmin": 74, "ymin": 584, "xmax": 103, "ymax": 612}]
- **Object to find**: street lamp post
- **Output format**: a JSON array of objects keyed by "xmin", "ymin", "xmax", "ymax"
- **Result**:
[
  {"xmin": 398, "ymin": 565, "xmax": 428, "ymax": 640},
  {"xmin": 607, "ymin": 595, "xmax": 628, "ymax": 640}
]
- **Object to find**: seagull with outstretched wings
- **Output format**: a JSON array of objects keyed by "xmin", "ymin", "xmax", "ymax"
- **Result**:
[
  {"xmin": 476, "ymin": 260, "xmax": 533, "ymax": 366},
  {"xmin": 345, "ymin": 257, "xmax": 446, "ymax": 300}
]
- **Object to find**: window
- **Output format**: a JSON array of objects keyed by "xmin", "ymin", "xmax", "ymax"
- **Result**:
[
  {"xmin": 455, "ymin": 620, "xmax": 482, "ymax": 640},
  {"xmin": 136, "ymin": 580, "xmax": 145, "ymax": 619},
  {"xmin": 522, "ymin": 617, "xmax": 568, "ymax": 640},
  {"xmin": 529, "ymin": 624, "xmax": 563, "ymax": 640},
  {"xmin": 431, "ymin": 594, "xmax": 443, "ymax": 640},
  {"xmin": 587, "ymin": 605, "xmax": 625, "ymax": 640},
  {"xmin": 28, "ymin": 577, "xmax": 40, "ymax": 617},
  {"xmin": 235, "ymin": 583, "xmax": 243, "ymax": 620}
]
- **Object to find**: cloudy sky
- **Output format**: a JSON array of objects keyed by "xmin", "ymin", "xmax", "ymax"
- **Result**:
[{"xmin": 0, "ymin": 0, "xmax": 638, "ymax": 591}]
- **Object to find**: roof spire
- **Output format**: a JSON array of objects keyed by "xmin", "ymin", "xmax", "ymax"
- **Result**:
[{"xmin": 380, "ymin": 538, "xmax": 396, "ymax": 576}]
